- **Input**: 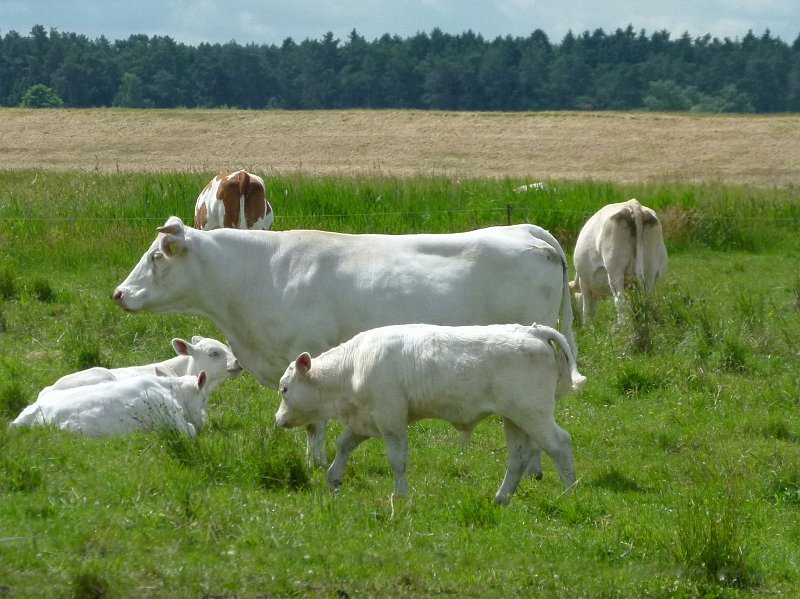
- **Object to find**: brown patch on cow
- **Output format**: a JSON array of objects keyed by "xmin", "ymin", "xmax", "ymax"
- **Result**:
[
  {"xmin": 195, "ymin": 203, "xmax": 208, "ymax": 229},
  {"xmin": 244, "ymin": 178, "xmax": 267, "ymax": 228},
  {"xmin": 215, "ymin": 170, "xmax": 267, "ymax": 228}
]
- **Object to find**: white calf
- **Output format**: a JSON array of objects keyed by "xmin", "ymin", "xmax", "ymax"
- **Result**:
[
  {"xmin": 38, "ymin": 336, "xmax": 241, "ymax": 399},
  {"xmin": 275, "ymin": 323, "xmax": 584, "ymax": 504},
  {"xmin": 11, "ymin": 371, "xmax": 209, "ymax": 437},
  {"xmin": 571, "ymin": 198, "xmax": 668, "ymax": 322}
]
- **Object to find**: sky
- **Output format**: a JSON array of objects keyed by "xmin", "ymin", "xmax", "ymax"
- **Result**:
[{"xmin": 3, "ymin": 0, "xmax": 799, "ymax": 47}]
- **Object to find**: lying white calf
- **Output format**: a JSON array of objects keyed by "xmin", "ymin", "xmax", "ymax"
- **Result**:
[
  {"xmin": 38, "ymin": 336, "xmax": 241, "ymax": 399},
  {"xmin": 11, "ymin": 370, "xmax": 209, "ymax": 437},
  {"xmin": 275, "ymin": 323, "xmax": 585, "ymax": 504}
]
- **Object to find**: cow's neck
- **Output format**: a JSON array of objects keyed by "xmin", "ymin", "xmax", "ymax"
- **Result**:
[{"xmin": 187, "ymin": 231, "xmax": 285, "ymax": 387}]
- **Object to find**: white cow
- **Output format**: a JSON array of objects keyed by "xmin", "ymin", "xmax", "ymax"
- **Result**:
[
  {"xmin": 10, "ymin": 371, "xmax": 210, "ymax": 437},
  {"xmin": 275, "ymin": 323, "xmax": 584, "ymax": 504},
  {"xmin": 571, "ymin": 198, "xmax": 668, "ymax": 322},
  {"xmin": 113, "ymin": 216, "xmax": 577, "ymax": 467},
  {"xmin": 194, "ymin": 170, "xmax": 274, "ymax": 230},
  {"xmin": 38, "ymin": 336, "xmax": 242, "ymax": 399}
]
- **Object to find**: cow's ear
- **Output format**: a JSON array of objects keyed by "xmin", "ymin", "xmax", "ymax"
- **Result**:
[
  {"xmin": 197, "ymin": 371, "xmax": 207, "ymax": 391},
  {"xmin": 295, "ymin": 352, "xmax": 312, "ymax": 374},
  {"xmin": 155, "ymin": 367, "xmax": 167, "ymax": 377},
  {"xmin": 191, "ymin": 335, "xmax": 204, "ymax": 344},
  {"xmin": 160, "ymin": 234, "xmax": 187, "ymax": 257},
  {"xmin": 172, "ymin": 338, "xmax": 192, "ymax": 356},
  {"xmin": 157, "ymin": 216, "xmax": 185, "ymax": 236}
]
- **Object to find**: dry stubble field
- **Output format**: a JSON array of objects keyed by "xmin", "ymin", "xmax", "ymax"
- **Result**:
[{"xmin": 1, "ymin": 108, "xmax": 799, "ymax": 185}]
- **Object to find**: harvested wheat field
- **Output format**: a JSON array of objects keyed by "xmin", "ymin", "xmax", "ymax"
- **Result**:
[{"xmin": 1, "ymin": 107, "xmax": 799, "ymax": 185}]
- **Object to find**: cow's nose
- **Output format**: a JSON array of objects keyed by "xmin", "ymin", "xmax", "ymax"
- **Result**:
[{"xmin": 113, "ymin": 289, "xmax": 123, "ymax": 304}]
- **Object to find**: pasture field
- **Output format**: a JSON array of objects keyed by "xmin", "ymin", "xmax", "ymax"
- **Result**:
[{"xmin": 0, "ymin": 169, "xmax": 799, "ymax": 598}]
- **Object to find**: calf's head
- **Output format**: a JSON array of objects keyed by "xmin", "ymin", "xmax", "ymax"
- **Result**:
[
  {"xmin": 275, "ymin": 352, "xmax": 316, "ymax": 428},
  {"xmin": 113, "ymin": 216, "xmax": 195, "ymax": 314},
  {"xmin": 173, "ymin": 336, "xmax": 243, "ymax": 380}
]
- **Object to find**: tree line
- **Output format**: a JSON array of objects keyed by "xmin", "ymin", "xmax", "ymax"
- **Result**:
[{"xmin": 3, "ymin": 24, "xmax": 800, "ymax": 112}]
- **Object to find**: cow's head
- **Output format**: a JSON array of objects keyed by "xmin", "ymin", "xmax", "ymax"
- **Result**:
[
  {"xmin": 274, "ymin": 352, "xmax": 316, "ymax": 428},
  {"xmin": 113, "ymin": 216, "xmax": 195, "ymax": 314}
]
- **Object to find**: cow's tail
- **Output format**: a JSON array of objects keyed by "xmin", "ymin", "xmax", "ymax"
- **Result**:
[
  {"xmin": 530, "ymin": 323, "xmax": 586, "ymax": 394},
  {"xmin": 526, "ymin": 225, "xmax": 578, "ymax": 361},
  {"xmin": 237, "ymin": 170, "xmax": 250, "ymax": 229},
  {"xmin": 630, "ymin": 199, "xmax": 646, "ymax": 282}
]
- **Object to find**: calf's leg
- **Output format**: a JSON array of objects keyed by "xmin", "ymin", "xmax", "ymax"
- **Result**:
[
  {"xmin": 327, "ymin": 427, "xmax": 369, "ymax": 490},
  {"xmin": 382, "ymin": 429, "xmax": 410, "ymax": 497},
  {"xmin": 306, "ymin": 420, "xmax": 328, "ymax": 467},
  {"xmin": 495, "ymin": 418, "xmax": 536, "ymax": 504},
  {"xmin": 531, "ymin": 419, "xmax": 576, "ymax": 491}
]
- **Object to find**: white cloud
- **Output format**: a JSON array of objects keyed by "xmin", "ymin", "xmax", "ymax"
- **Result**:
[{"xmin": 1, "ymin": 0, "xmax": 797, "ymax": 45}]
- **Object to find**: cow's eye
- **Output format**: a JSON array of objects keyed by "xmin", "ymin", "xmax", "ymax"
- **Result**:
[
  {"xmin": 151, "ymin": 250, "xmax": 164, "ymax": 261},
  {"xmin": 279, "ymin": 386, "xmax": 288, "ymax": 394},
  {"xmin": 209, "ymin": 351, "xmax": 220, "ymax": 358}
]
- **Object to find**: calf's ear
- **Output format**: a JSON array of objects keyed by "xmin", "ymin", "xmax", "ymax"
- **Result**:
[
  {"xmin": 155, "ymin": 367, "xmax": 167, "ymax": 377},
  {"xmin": 295, "ymin": 352, "xmax": 312, "ymax": 373},
  {"xmin": 172, "ymin": 338, "xmax": 192, "ymax": 356},
  {"xmin": 197, "ymin": 371, "xmax": 207, "ymax": 391}
]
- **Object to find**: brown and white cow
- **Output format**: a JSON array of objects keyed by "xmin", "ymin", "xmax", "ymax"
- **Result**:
[
  {"xmin": 194, "ymin": 170, "xmax": 274, "ymax": 230},
  {"xmin": 571, "ymin": 198, "xmax": 668, "ymax": 322}
]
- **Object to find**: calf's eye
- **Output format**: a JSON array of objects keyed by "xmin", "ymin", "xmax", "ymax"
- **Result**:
[{"xmin": 280, "ymin": 386, "xmax": 288, "ymax": 394}]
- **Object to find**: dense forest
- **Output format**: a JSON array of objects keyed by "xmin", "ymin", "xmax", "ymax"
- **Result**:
[{"xmin": 2, "ymin": 24, "xmax": 800, "ymax": 112}]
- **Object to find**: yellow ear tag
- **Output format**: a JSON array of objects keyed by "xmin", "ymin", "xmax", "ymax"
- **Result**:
[{"xmin": 169, "ymin": 241, "xmax": 178, "ymax": 254}]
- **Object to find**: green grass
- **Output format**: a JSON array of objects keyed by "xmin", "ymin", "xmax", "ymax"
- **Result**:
[{"xmin": 1, "ymin": 170, "xmax": 799, "ymax": 597}]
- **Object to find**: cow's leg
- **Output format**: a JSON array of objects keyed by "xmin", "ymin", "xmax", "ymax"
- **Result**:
[
  {"xmin": 382, "ymin": 428, "xmax": 410, "ymax": 498},
  {"xmin": 523, "ymin": 444, "xmax": 543, "ymax": 480},
  {"xmin": 530, "ymin": 419, "xmax": 576, "ymax": 491},
  {"xmin": 327, "ymin": 426, "xmax": 369, "ymax": 491},
  {"xmin": 495, "ymin": 418, "xmax": 535, "ymax": 504},
  {"xmin": 306, "ymin": 420, "xmax": 328, "ymax": 468},
  {"xmin": 608, "ymin": 277, "xmax": 627, "ymax": 322},
  {"xmin": 577, "ymin": 277, "xmax": 597, "ymax": 322}
]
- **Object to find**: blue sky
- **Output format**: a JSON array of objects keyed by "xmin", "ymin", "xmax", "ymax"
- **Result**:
[{"xmin": 3, "ymin": 0, "xmax": 798, "ymax": 46}]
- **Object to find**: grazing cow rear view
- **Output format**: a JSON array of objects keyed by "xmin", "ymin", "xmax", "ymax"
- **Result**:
[
  {"xmin": 194, "ymin": 170, "xmax": 274, "ymax": 230},
  {"xmin": 571, "ymin": 199, "xmax": 668, "ymax": 322},
  {"xmin": 275, "ymin": 323, "xmax": 584, "ymax": 504}
]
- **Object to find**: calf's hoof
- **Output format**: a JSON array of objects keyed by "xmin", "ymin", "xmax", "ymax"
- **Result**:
[{"xmin": 494, "ymin": 494, "xmax": 512, "ymax": 506}]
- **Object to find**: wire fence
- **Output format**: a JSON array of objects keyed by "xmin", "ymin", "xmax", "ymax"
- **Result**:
[{"xmin": 0, "ymin": 205, "xmax": 798, "ymax": 224}]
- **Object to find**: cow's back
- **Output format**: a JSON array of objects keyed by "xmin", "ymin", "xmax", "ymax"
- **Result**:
[
  {"xmin": 276, "ymin": 225, "xmax": 566, "ymax": 351},
  {"xmin": 338, "ymin": 323, "xmax": 561, "ymax": 423}
]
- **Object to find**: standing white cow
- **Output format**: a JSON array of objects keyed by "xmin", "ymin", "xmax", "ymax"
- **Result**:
[
  {"xmin": 275, "ymin": 323, "xmax": 584, "ymax": 504},
  {"xmin": 113, "ymin": 216, "xmax": 577, "ymax": 466},
  {"xmin": 571, "ymin": 198, "xmax": 668, "ymax": 322},
  {"xmin": 38, "ymin": 336, "xmax": 241, "ymax": 398},
  {"xmin": 10, "ymin": 371, "xmax": 210, "ymax": 437},
  {"xmin": 194, "ymin": 170, "xmax": 274, "ymax": 230}
]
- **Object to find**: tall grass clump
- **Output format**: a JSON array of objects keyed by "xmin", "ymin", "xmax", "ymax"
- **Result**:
[
  {"xmin": 455, "ymin": 494, "xmax": 501, "ymax": 529},
  {"xmin": 71, "ymin": 567, "xmax": 111, "ymax": 599},
  {"xmin": 0, "ymin": 379, "xmax": 28, "ymax": 420},
  {"xmin": 0, "ymin": 267, "xmax": 17, "ymax": 300},
  {"xmin": 255, "ymin": 428, "xmax": 311, "ymax": 491},
  {"xmin": 621, "ymin": 281, "xmax": 661, "ymax": 353},
  {"xmin": 672, "ymin": 485, "xmax": 758, "ymax": 589},
  {"xmin": 31, "ymin": 277, "xmax": 57, "ymax": 303}
]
